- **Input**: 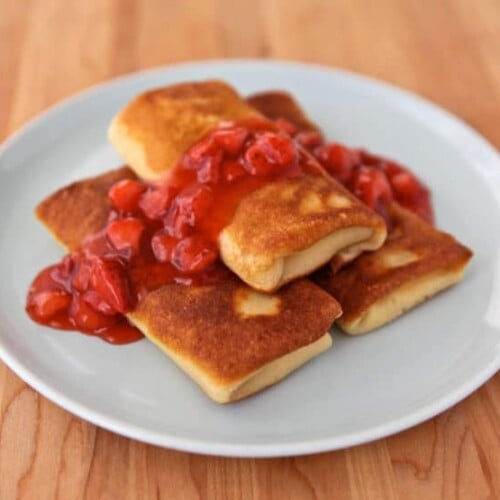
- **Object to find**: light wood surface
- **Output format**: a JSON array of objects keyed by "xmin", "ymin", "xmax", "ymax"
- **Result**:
[{"xmin": 1, "ymin": 0, "xmax": 499, "ymax": 498}]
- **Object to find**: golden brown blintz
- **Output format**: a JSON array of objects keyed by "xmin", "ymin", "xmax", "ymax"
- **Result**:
[
  {"xmin": 219, "ymin": 174, "xmax": 387, "ymax": 292},
  {"xmin": 108, "ymin": 80, "xmax": 262, "ymax": 181},
  {"xmin": 314, "ymin": 203, "xmax": 473, "ymax": 334},
  {"xmin": 129, "ymin": 278, "xmax": 339, "ymax": 403},
  {"xmin": 35, "ymin": 169, "xmax": 341, "ymax": 403}
]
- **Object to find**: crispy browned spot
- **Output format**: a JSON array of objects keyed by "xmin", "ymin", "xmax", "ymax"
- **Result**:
[{"xmin": 247, "ymin": 91, "xmax": 320, "ymax": 133}]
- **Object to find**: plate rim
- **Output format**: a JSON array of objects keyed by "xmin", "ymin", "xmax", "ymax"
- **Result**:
[{"xmin": 1, "ymin": 59, "xmax": 499, "ymax": 457}]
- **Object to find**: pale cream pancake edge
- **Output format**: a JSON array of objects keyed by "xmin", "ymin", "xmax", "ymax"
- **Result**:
[
  {"xmin": 220, "ymin": 225, "xmax": 385, "ymax": 292},
  {"xmin": 330, "ymin": 224, "xmax": 389, "ymax": 272},
  {"xmin": 338, "ymin": 265, "xmax": 468, "ymax": 335},
  {"xmin": 129, "ymin": 312, "xmax": 332, "ymax": 403},
  {"xmin": 108, "ymin": 120, "xmax": 152, "ymax": 180}
]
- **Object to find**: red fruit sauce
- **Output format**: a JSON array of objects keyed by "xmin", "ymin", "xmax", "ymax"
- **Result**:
[
  {"xmin": 27, "ymin": 118, "xmax": 434, "ymax": 345},
  {"xmin": 26, "ymin": 119, "xmax": 321, "ymax": 343},
  {"xmin": 282, "ymin": 121, "xmax": 434, "ymax": 224}
]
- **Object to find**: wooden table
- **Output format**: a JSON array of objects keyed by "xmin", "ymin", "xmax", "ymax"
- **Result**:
[{"xmin": 1, "ymin": 0, "xmax": 499, "ymax": 498}]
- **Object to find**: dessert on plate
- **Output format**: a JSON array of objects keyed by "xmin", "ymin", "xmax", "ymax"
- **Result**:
[
  {"xmin": 26, "ymin": 80, "xmax": 472, "ymax": 402},
  {"xmin": 109, "ymin": 81, "xmax": 387, "ymax": 292},
  {"xmin": 34, "ymin": 167, "xmax": 340, "ymax": 403},
  {"xmin": 250, "ymin": 91, "xmax": 472, "ymax": 333}
]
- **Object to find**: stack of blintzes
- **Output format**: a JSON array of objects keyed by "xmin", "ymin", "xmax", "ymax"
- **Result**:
[
  {"xmin": 249, "ymin": 90, "xmax": 473, "ymax": 334},
  {"xmin": 27, "ymin": 81, "xmax": 472, "ymax": 403}
]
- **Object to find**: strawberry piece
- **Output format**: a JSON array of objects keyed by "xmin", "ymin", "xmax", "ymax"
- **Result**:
[
  {"xmin": 347, "ymin": 166, "xmax": 393, "ymax": 217},
  {"xmin": 379, "ymin": 160, "xmax": 405, "ymax": 179},
  {"xmin": 275, "ymin": 118, "xmax": 298, "ymax": 137},
  {"xmin": 222, "ymin": 161, "xmax": 247, "ymax": 183},
  {"xmin": 90, "ymin": 257, "xmax": 134, "ymax": 313},
  {"xmin": 70, "ymin": 294, "xmax": 117, "ymax": 331},
  {"xmin": 244, "ymin": 132, "xmax": 297, "ymax": 176},
  {"xmin": 175, "ymin": 185, "xmax": 214, "ymax": 223},
  {"xmin": 151, "ymin": 232, "xmax": 178, "ymax": 263},
  {"xmin": 255, "ymin": 132, "xmax": 297, "ymax": 168},
  {"xmin": 212, "ymin": 127, "xmax": 249, "ymax": 155},
  {"xmin": 359, "ymin": 150, "xmax": 382, "ymax": 167},
  {"xmin": 81, "ymin": 230, "xmax": 110, "ymax": 258},
  {"xmin": 390, "ymin": 172, "xmax": 434, "ymax": 223},
  {"xmin": 359, "ymin": 151, "xmax": 405, "ymax": 180},
  {"xmin": 244, "ymin": 144, "xmax": 275, "ymax": 176},
  {"xmin": 106, "ymin": 217, "xmax": 145, "ymax": 255},
  {"xmin": 30, "ymin": 290, "xmax": 72, "ymax": 319},
  {"xmin": 72, "ymin": 260, "xmax": 93, "ymax": 292},
  {"xmin": 390, "ymin": 171, "xmax": 420, "ymax": 200},
  {"xmin": 108, "ymin": 179, "xmax": 146, "ymax": 213},
  {"xmin": 359, "ymin": 151, "xmax": 434, "ymax": 222},
  {"xmin": 139, "ymin": 186, "xmax": 177, "ymax": 220},
  {"xmin": 48, "ymin": 256, "xmax": 74, "ymax": 287},
  {"xmin": 295, "ymin": 131, "xmax": 323, "ymax": 149},
  {"xmin": 187, "ymin": 137, "xmax": 217, "ymax": 165},
  {"xmin": 315, "ymin": 143, "xmax": 361, "ymax": 184},
  {"xmin": 82, "ymin": 290, "xmax": 116, "ymax": 316},
  {"xmin": 163, "ymin": 205, "xmax": 192, "ymax": 238},
  {"xmin": 171, "ymin": 236, "xmax": 218, "ymax": 273},
  {"xmin": 57, "ymin": 255, "xmax": 74, "ymax": 280},
  {"xmin": 196, "ymin": 152, "xmax": 222, "ymax": 184},
  {"xmin": 163, "ymin": 185, "xmax": 213, "ymax": 237}
]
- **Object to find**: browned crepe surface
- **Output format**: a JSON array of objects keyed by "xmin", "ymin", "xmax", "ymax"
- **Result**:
[
  {"xmin": 223, "ymin": 174, "xmax": 385, "ymax": 259},
  {"xmin": 247, "ymin": 91, "xmax": 320, "ymax": 132},
  {"xmin": 131, "ymin": 276, "xmax": 339, "ymax": 385},
  {"xmin": 36, "ymin": 167, "xmax": 136, "ymax": 250}
]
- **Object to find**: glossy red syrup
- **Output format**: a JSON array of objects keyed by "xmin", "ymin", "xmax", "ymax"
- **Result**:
[
  {"xmin": 26, "ymin": 119, "xmax": 320, "ymax": 343},
  {"xmin": 27, "ymin": 118, "xmax": 434, "ymax": 344},
  {"xmin": 275, "ymin": 119, "xmax": 434, "ymax": 224}
]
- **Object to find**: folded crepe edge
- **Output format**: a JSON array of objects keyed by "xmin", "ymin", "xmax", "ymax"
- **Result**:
[
  {"xmin": 337, "ymin": 264, "xmax": 469, "ymax": 335},
  {"xmin": 318, "ymin": 203, "xmax": 473, "ymax": 335},
  {"xmin": 130, "ymin": 311, "xmax": 333, "ymax": 404},
  {"xmin": 220, "ymin": 223, "xmax": 387, "ymax": 293}
]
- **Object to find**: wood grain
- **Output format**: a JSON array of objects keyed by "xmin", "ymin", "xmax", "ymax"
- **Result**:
[{"xmin": 1, "ymin": 0, "xmax": 499, "ymax": 498}]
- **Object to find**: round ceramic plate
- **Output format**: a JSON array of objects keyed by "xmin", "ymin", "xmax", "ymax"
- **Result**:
[{"xmin": 0, "ymin": 61, "xmax": 499, "ymax": 457}]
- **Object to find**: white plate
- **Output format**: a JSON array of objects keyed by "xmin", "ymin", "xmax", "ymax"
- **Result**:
[{"xmin": 1, "ymin": 60, "xmax": 499, "ymax": 457}]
